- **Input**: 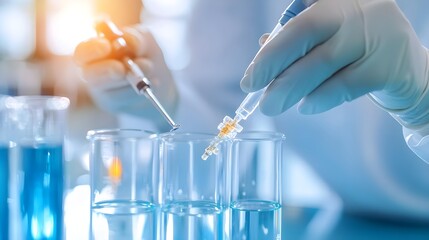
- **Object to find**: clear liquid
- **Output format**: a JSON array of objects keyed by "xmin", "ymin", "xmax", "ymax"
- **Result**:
[
  {"xmin": 161, "ymin": 201, "xmax": 227, "ymax": 240},
  {"xmin": 231, "ymin": 200, "xmax": 281, "ymax": 240},
  {"xmin": 0, "ymin": 145, "xmax": 9, "ymax": 240},
  {"xmin": 91, "ymin": 200, "xmax": 158, "ymax": 240},
  {"xmin": 20, "ymin": 144, "xmax": 63, "ymax": 240}
]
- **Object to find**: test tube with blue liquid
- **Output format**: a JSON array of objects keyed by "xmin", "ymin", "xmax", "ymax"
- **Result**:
[
  {"xmin": 0, "ymin": 96, "xmax": 9, "ymax": 240},
  {"xmin": 6, "ymin": 96, "xmax": 69, "ymax": 240},
  {"xmin": 0, "ymin": 145, "xmax": 8, "ymax": 240}
]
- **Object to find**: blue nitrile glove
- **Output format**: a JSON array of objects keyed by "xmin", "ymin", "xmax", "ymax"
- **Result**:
[
  {"xmin": 74, "ymin": 25, "xmax": 178, "ymax": 130},
  {"xmin": 241, "ymin": 0, "xmax": 429, "ymax": 128}
]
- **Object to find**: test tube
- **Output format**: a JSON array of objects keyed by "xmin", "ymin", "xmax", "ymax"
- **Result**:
[
  {"xmin": 87, "ymin": 129, "xmax": 159, "ymax": 240},
  {"xmin": 159, "ymin": 132, "xmax": 230, "ymax": 239},
  {"xmin": 230, "ymin": 131, "xmax": 285, "ymax": 239},
  {"xmin": 6, "ymin": 96, "xmax": 69, "ymax": 240},
  {"xmin": 0, "ymin": 96, "xmax": 9, "ymax": 240}
]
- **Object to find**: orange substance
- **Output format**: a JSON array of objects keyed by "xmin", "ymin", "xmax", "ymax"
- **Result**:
[
  {"xmin": 219, "ymin": 120, "xmax": 236, "ymax": 137},
  {"xmin": 108, "ymin": 156, "xmax": 123, "ymax": 184}
]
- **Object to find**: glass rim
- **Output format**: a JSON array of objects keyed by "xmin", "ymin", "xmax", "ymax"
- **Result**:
[
  {"xmin": 4, "ymin": 95, "xmax": 70, "ymax": 110},
  {"xmin": 159, "ymin": 131, "xmax": 285, "ymax": 142},
  {"xmin": 159, "ymin": 132, "xmax": 216, "ymax": 142},
  {"xmin": 232, "ymin": 131, "xmax": 286, "ymax": 141},
  {"xmin": 86, "ymin": 128, "xmax": 157, "ymax": 141}
]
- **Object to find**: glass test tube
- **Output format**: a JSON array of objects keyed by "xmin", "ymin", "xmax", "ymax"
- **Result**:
[
  {"xmin": 87, "ymin": 129, "xmax": 159, "ymax": 240},
  {"xmin": 159, "ymin": 132, "xmax": 230, "ymax": 240},
  {"xmin": 5, "ymin": 95, "xmax": 69, "ymax": 240},
  {"xmin": 230, "ymin": 131, "xmax": 285, "ymax": 240}
]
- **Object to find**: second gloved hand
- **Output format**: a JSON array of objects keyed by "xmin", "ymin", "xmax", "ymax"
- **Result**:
[
  {"xmin": 74, "ymin": 25, "xmax": 178, "ymax": 130},
  {"xmin": 241, "ymin": 0, "xmax": 429, "ymax": 127}
]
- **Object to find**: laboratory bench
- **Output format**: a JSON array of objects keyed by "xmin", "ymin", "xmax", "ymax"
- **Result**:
[{"xmin": 281, "ymin": 205, "xmax": 429, "ymax": 240}]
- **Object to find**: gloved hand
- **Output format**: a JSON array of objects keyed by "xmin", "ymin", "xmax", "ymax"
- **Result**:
[
  {"xmin": 241, "ymin": 0, "xmax": 429, "ymax": 129},
  {"xmin": 74, "ymin": 25, "xmax": 178, "ymax": 130}
]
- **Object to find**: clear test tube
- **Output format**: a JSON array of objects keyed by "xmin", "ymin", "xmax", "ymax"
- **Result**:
[
  {"xmin": 159, "ymin": 132, "xmax": 230, "ymax": 240},
  {"xmin": 87, "ymin": 129, "xmax": 159, "ymax": 240},
  {"xmin": 230, "ymin": 131, "xmax": 285, "ymax": 240}
]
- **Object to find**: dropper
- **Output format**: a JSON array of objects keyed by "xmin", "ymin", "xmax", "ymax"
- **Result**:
[
  {"xmin": 201, "ymin": 0, "xmax": 307, "ymax": 160},
  {"xmin": 95, "ymin": 19, "xmax": 180, "ymax": 131}
]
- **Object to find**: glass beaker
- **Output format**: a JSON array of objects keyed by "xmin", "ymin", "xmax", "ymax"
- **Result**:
[
  {"xmin": 5, "ymin": 95, "xmax": 69, "ymax": 240},
  {"xmin": 230, "ymin": 131, "xmax": 285, "ymax": 240},
  {"xmin": 0, "ymin": 95, "xmax": 10, "ymax": 240},
  {"xmin": 87, "ymin": 129, "xmax": 159, "ymax": 240},
  {"xmin": 159, "ymin": 132, "xmax": 230, "ymax": 240}
]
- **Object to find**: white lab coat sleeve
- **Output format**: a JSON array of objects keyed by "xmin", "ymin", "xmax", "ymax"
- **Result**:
[{"xmin": 403, "ymin": 124, "xmax": 429, "ymax": 164}]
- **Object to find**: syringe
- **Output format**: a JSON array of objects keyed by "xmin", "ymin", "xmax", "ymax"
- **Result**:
[
  {"xmin": 201, "ymin": 0, "xmax": 307, "ymax": 160},
  {"xmin": 95, "ymin": 19, "xmax": 180, "ymax": 131}
]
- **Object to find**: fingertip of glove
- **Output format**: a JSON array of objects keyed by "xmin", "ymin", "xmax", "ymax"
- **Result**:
[
  {"xmin": 259, "ymin": 96, "xmax": 283, "ymax": 116},
  {"xmin": 260, "ymin": 104, "xmax": 283, "ymax": 117},
  {"xmin": 240, "ymin": 75, "xmax": 253, "ymax": 93},
  {"xmin": 240, "ymin": 63, "xmax": 259, "ymax": 92},
  {"xmin": 296, "ymin": 99, "xmax": 312, "ymax": 114},
  {"xmin": 297, "ymin": 105, "xmax": 314, "ymax": 115},
  {"xmin": 298, "ymin": 100, "xmax": 324, "ymax": 115}
]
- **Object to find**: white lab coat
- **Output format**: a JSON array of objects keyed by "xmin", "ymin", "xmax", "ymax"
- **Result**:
[{"xmin": 123, "ymin": 0, "xmax": 429, "ymax": 221}]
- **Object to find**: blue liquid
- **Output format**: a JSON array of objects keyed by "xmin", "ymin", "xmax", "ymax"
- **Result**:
[
  {"xmin": 161, "ymin": 201, "xmax": 227, "ymax": 240},
  {"xmin": 0, "ymin": 145, "xmax": 9, "ymax": 240},
  {"xmin": 231, "ymin": 200, "xmax": 281, "ymax": 240},
  {"xmin": 91, "ymin": 200, "xmax": 158, "ymax": 240},
  {"xmin": 20, "ymin": 144, "xmax": 63, "ymax": 240}
]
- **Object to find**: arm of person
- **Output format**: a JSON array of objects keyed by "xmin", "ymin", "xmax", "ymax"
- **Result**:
[{"xmin": 240, "ymin": 0, "xmax": 429, "ymax": 162}]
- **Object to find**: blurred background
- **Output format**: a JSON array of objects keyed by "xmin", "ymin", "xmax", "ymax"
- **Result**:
[
  {"xmin": 0, "ymin": 0, "xmax": 333, "ymax": 239},
  {"xmin": 0, "ymin": 1, "xmax": 141, "ymax": 239}
]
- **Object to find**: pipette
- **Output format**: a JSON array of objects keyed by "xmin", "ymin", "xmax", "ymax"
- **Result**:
[
  {"xmin": 201, "ymin": 0, "xmax": 307, "ymax": 160},
  {"xmin": 95, "ymin": 20, "xmax": 180, "ymax": 131}
]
